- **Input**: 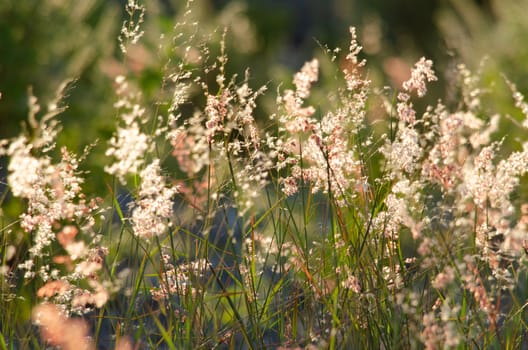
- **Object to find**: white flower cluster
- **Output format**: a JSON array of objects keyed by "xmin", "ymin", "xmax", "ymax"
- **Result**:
[
  {"xmin": 151, "ymin": 254, "xmax": 209, "ymax": 300},
  {"xmin": 278, "ymin": 59, "xmax": 318, "ymax": 133},
  {"xmin": 0, "ymin": 89, "xmax": 112, "ymax": 314},
  {"xmin": 131, "ymin": 159, "xmax": 177, "ymax": 238},
  {"xmin": 105, "ymin": 75, "xmax": 152, "ymax": 184},
  {"xmin": 463, "ymin": 142, "xmax": 528, "ymax": 214},
  {"xmin": 403, "ymin": 57, "xmax": 437, "ymax": 98},
  {"xmin": 105, "ymin": 123, "xmax": 151, "ymax": 184},
  {"xmin": 4, "ymin": 135, "xmax": 95, "ymax": 273},
  {"xmin": 274, "ymin": 28, "xmax": 370, "ymax": 205},
  {"xmin": 293, "ymin": 59, "xmax": 319, "ymax": 99},
  {"xmin": 118, "ymin": 0, "xmax": 145, "ymax": 54},
  {"xmin": 396, "ymin": 57, "xmax": 437, "ymax": 124},
  {"xmin": 378, "ymin": 57, "xmax": 438, "ymax": 245},
  {"xmin": 4, "ymin": 136, "xmax": 52, "ymax": 199},
  {"xmin": 383, "ymin": 126, "xmax": 422, "ymax": 176}
]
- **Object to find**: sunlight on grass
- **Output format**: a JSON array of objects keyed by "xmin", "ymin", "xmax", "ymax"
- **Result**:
[{"xmin": 1, "ymin": 1, "xmax": 528, "ymax": 349}]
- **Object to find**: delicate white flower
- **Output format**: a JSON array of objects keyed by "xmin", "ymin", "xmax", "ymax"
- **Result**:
[
  {"xmin": 293, "ymin": 59, "xmax": 319, "ymax": 99},
  {"xmin": 403, "ymin": 57, "xmax": 437, "ymax": 97},
  {"xmin": 383, "ymin": 126, "xmax": 422, "ymax": 174},
  {"xmin": 118, "ymin": 0, "xmax": 145, "ymax": 54},
  {"xmin": 131, "ymin": 160, "xmax": 177, "ymax": 238},
  {"xmin": 6, "ymin": 137, "xmax": 52, "ymax": 199},
  {"xmin": 105, "ymin": 122, "xmax": 151, "ymax": 184}
]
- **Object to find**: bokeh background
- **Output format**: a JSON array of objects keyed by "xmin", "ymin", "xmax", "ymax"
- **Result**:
[{"xmin": 1, "ymin": 0, "xmax": 528, "ymax": 175}]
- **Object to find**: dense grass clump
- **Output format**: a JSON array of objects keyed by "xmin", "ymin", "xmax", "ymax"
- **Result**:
[{"xmin": 1, "ymin": 2, "xmax": 528, "ymax": 349}]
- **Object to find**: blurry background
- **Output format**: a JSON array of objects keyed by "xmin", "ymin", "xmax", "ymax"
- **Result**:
[{"xmin": 1, "ymin": 0, "xmax": 527, "ymax": 170}]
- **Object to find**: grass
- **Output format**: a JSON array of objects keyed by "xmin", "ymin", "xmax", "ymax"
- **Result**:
[{"xmin": 1, "ymin": 2, "xmax": 528, "ymax": 349}]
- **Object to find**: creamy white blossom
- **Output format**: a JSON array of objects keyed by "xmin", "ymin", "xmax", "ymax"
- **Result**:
[
  {"xmin": 105, "ymin": 75, "xmax": 152, "ymax": 184},
  {"xmin": 131, "ymin": 159, "xmax": 177, "ymax": 238},
  {"xmin": 105, "ymin": 122, "xmax": 151, "ymax": 184}
]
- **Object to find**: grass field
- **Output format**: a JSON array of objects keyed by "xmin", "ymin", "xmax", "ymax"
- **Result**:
[{"xmin": 1, "ymin": 1, "xmax": 528, "ymax": 349}]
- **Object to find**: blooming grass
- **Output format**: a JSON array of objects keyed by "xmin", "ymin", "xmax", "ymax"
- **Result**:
[{"xmin": 1, "ymin": 2, "xmax": 528, "ymax": 349}]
